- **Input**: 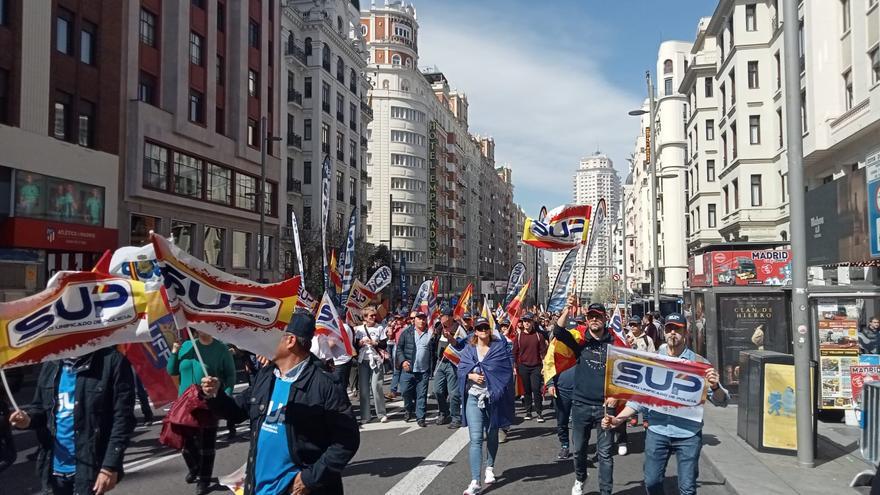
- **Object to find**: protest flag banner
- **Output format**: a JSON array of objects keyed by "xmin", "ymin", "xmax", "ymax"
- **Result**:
[
  {"xmin": 542, "ymin": 327, "xmax": 586, "ymax": 385},
  {"xmin": 578, "ymin": 199, "xmax": 607, "ymax": 295},
  {"xmin": 453, "ymin": 283, "xmax": 474, "ymax": 321},
  {"xmin": 521, "ymin": 204, "xmax": 592, "ymax": 251},
  {"xmin": 427, "ymin": 278, "xmax": 440, "ymax": 327},
  {"xmin": 411, "ymin": 279, "xmax": 433, "ymax": 314},
  {"xmin": 315, "ymin": 291, "xmax": 355, "ymax": 357},
  {"xmin": 481, "ymin": 296, "xmax": 497, "ymax": 336},
  {"xmin": 339, "ymin": 207, "xmax": 357, "ymax": 306},
  {"xmin": 345, "ymin": 280, "xmax": 377, "ymax": 313},
  {"xmin": 329, "ymin": 249, "xmax": 343, "ymax": 296},
  {"xmin": 365, "ymin": 266, "xmax": 392, "ymax": 293},
  {"xmin": 151, "ymin": 233, "xmax": 300, "ymax": 358},
  {"xmin": 320, "ymin": 155, "xmax": 331, "ymax": 293},
  {"xmin": 297, "ymin": 284, "xmax": 318, "ymax": 313},
  {"xmin": 506, "ymin": 278, "xmax": 531, "ymax": 330},
  {"xmin": 502, "ymin": 262, "xmax": 526, "ymax": 307},
  {"xmin": 605, "ymin": 346, "xmax": 711, "ymax": 421},
  {"xmin": 291, "ymin": 210, "xmax": 305, "ymax": 277},
  {"xmin": 547, "ymin": 247, "xmax": 579, "ymax": 312},
  {"xmin": 608, "ymin": 307, "xmax": 628, "ymax": 348},
  {"xmin": 0, "ymin": 271, "xmax": 150, "ymax": 369},
  {"xmin": 399, "ymin": 257, "xmax": 408, "ymax": 304}
]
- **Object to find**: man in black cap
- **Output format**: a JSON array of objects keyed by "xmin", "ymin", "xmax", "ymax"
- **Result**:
[
  {"xmin": 201, "ymin": 311, "xmax": 360, "ymax": 494},
  {"xmin": 553, "ymin": 295, "xmax": 615, "ymax": 495}
]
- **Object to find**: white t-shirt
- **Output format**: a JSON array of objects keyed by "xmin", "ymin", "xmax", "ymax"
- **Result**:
[{"xmin": 354, "ymin": 323, "xmax": 386, "ymax": 366}]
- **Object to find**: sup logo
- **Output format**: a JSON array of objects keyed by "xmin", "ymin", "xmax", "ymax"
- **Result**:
[
  {"xmin": 8, "ymin": 280, "xmax": 136, "ymax": 348},
  {"xmin": 161, "ymin": 264, "xmax": 281, "ymax": 326},
  {"xmin": 529, "ymin": 218, "xmax": 586, "ymax": 239},
  {"xmin": 613, "ymin": 361, "xmax": 704, "ymax": 406}
]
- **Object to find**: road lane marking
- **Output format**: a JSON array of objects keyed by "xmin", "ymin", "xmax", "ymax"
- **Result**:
[
  {"xmin": 385, "ymin": 427, "xmax": 470, "ymax": 495},
  {"xmin": 123, "ymin": 425, "xmax": 250, "ymax": 471},
  {"xmin": 125, "ymin": 452, "xmax": 180, "ymax": 473}
]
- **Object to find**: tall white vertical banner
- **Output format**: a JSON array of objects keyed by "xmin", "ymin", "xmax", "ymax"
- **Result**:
[
  {"xmin": 321, "ymin": 155, "xmax": 331, "ymax": 292},
  {"xmin": 291, "ymin": 210, "xmax": 305, "ymax": 278}
]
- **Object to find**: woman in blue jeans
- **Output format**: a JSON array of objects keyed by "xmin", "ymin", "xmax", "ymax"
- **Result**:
[{"xmin": 456, "ymin": 318, "xmax": 515, "ymax": 495}]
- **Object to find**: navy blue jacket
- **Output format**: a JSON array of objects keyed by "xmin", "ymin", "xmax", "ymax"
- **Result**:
[
  {"xmin": 456, "ymin": 338, "xmax": 515, "ymax": 429},
  {"xmin": 207, "ymin": 355, "xmax": 359, "ymax": 495}
]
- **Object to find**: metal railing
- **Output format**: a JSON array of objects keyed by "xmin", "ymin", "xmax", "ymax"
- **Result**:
[
  {"xmin": 360, "ymin": 101, "xmax": 373, "ymax": 120},
  {"xmin": 285, "ymin": 45, "xmax": 307, "ymax": 66},
  {"xmin": 360, "ymin": 136, "xmax": 368, "ymax": 147},
  {"xmin": 287, "ymin": 133, "xmax": 302, "ymax": 149},
  {"xmin": 287, "ymin": 178, "xmax": 302, "ymax": 193},
  {"xmin": 336, "ymin": 150, "xmax": 345, "ymax": 160},
  {"xmin": 287, "ymin": 89, "xmax": 302, "ymax": 105}
]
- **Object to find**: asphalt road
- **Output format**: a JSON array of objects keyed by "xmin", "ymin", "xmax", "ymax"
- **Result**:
[{"xmin": 1, "ymin": 379, "xmax": 730, "ymax": 495}]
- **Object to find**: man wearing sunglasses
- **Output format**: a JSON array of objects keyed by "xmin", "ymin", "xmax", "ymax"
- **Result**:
[
  {"xmin": 603, "ymin": 312, "xmax": 729, "ymax": 495},
  {"xmin": 553, "ymin": 295, "xmax": 616, "ymax": 495}
]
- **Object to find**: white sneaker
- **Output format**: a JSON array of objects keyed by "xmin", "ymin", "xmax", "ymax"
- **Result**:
[
  {"xmin": 463, "ymin": 480, "xmax": 481, "ymax": 495},
  {"xmin": 380, "ymin": 415, "xmax": 389, "ymax": 423},
  {"xmin": 571, "ymin": 479, "xmax": 584, "ymax": 495},
  {"xmin": 618, "ymin": 444, "xmax": 628, "ymax": 456},
  {"xmin": 484, "ymin": 466, "xmax": 496, "ymax": 485}
]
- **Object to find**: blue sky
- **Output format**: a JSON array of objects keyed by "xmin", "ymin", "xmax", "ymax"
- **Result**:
[{"xmin": 408, "ymin": 0, "xmax": 717, "ymax": 215}]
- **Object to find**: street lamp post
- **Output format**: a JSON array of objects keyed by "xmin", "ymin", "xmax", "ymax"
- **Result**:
[
  {"xmin": 629, "ymin": 72, "xmax": 660, "ymax": 313},
  {"xmin": 258, "ymin": 116, "xmax": 283, "ymax": 283}
]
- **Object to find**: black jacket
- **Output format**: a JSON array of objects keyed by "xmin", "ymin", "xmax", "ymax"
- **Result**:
[
  {"xmin": 24, "ymin": 348, "xmax": 135, "ymax": 494},
  {"xmin": 0, "ymin": 397, "xmax": 15, "ymax": 474},
  {"xmin": 553, "ymin": 323, "xmax": 613, "ymax": 406},
  {"xmin": 207, "ymin": 356, "xmax": 360, "ymax": 495},
  {"xmin": 394, "ymin": 325, "xmax": 438, "ymax": 371}
]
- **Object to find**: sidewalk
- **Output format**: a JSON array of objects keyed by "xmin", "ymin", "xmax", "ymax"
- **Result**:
[{"xmin": 701, "ymin": 404, "xmax": 872, "ymax": 494}]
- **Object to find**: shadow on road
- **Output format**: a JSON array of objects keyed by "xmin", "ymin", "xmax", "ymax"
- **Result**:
[{"xmin": 344, "ymin": 456, "xmax": 432, "ymax": 478}]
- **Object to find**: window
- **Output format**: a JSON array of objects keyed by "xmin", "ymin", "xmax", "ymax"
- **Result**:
[
  {"xmin": 705, "ymin": 119, "xmax": 715, "ymax": 140},
  {"xmin": 391, "ymin": 54, "xmax": 401, "ymax": 66},
  {"xmin": 801, "ymin": 90, "xmax": 808, "ymax": 133},
  {"xmin": 733, "ymin": 179, "xmax": 740, "ymax": 209},
  {"xmin": 80, "ymin": 23, "xmax": 96, "ymax": 65},
  {"xmin": 747, "ymin": 61, "xmax": 759, "ymax": 88},
  {"xmin": 798, "ymin": 19, "xmax": 805, "ymax": 71},
  {"xmin": 236, "ymin": 174, "xmax": 256, "ymax": 211},
  {"xmin": 729, "ymin": 69, "xmax": 736, "ymax": 104},
  {"xmin": 169, "ymin": 221, "xmax": 194, "ymax": 254},
  {"xmin": 321, "ymin": 82, "xmax": 330, "ymax": 112},
  {"xmin": 390, "ymin": 130, "xmax": 426, "ymax": 146},
  {"xmin": 777, "ymin": 108, "xmax": 784, "ymax": 148},
  {"xmin": 247, "ymin": 119, "xmax": 258, "ymax": 147},
  {"xmin": 723, "ymin": 185, "xmax": 730, "ymax": 214},
  {"xmin": 349, "ymin": 176, "xmax": 357, "ymax": 201},
  {"xmin": 745, "ymin": 4, "xmax": 757, "ymax": 31},
  {"xmin": 336, "ymin": 171, "xmax": 344, "ymax": 201},
  {"xmin": 322, "ymin": 43, "xmax": 331, "ymax": 71},
  {"xmin": 258, "ymin": 235, "xmax": 273, "ymax": 269},
  {"xmin": 774, "ymin": 51, "xmax": 781, "ymax": 89},
  {"xmin": 708, "ymin": 204, "xmax": 717, "ymax": 228},
  {"xmin": 337, "ymin": 57, "xmax": 344, "ymax": 82},
  {"xmin": 664, "ymin": 78, "xmax": 673, "ymax": 96},
  {"xmin": 304, "ymin": 37, "xmax": 312, "ymax": 57},
  {"xmin": 321, "ymin": 123, "xmax": 330, "ymax": 153},
  {"xmin": 189, "ymin": 90, "xmax": 204, "ymax": 123},
  {"xmin": 207, "ymin": 164, "xmax": 231, "ymax": 205},
  {"xmin": 704, "ymin": 77, "xmax": 713, "ymax": 97},
  {"xmin": 53, "ymin": 92, "xmax": 72, "ymax": 140},
  {"xmin": 303, "ymin": 206, "xmax": 312, "ymax": 229},
  {"xmin": 262, "ymin": 183, "xmax": 275, "ymax": 216},
  {"xmin": 749, "ymin": 115, "xmax": 760, "ymax": 144},
  {"xmin": 248, "ymin": 70, "xmax": 258, "ymax": 97},
  {"xmin": 216, "ymin": 107, "xmax": 225, "ymax": 135},
  {"xmin": 663, "ymin": 59, "xmax": 673, "ymax": 74},
  {"xmin": 217, "ymin": 2, "xmax": 225, "ymax": 32},
  {"xmin": 751, "ymin": 174, "xmax": 762, "ymax": 206},
  {"xmin": 189, "ymin": 32, "xmax": 203, "ymax": 66},
  {"xmin": 217, "ymin": 55, "xmax": 225, "ymax": 85},
  {"xmin": 336, "ymin": 131, "xmax": 344, "ymax": 158},
  {"xmin": 731, "ymin": 122, "xmax": 738, "ymax": 157},
  {"xmin": 249, "ymin": 20, "xmax": 260, "ymax": 48},
  {"xmin": 140, "ymin": 8, "xmax": 157, "ymax": 46},
  {"xmin": 143, "ymin": 142, "xmax": 168, "ymax": 189},
  {"xmin": 843, "ymin": 70, "xmax": 853, "ymax": 110},
  {"xmin": 721, "ymin": 132, "xmax": 728, "ymax": 167},
  {"xmin": 871, "ymin": 48, "xmax": 880, "ymax": 85},
  {"xmin": 304, "ymin": 161, "xmax": 312, "ymax": 184},
  {"xmin": 0, "ymin": 68, "xmax": 9, "ymax": 124},
  {"xmin": 232, "ymin": 231, "xmax": 250, "ymax": 268},
  {"xmin": 304, "ymin": 77, "xmax": 312, "ymax": 98},
  {"xmin": 304, "ymin": 119, "xmax": 312, "ymax": 140},
  {"xmin": 720, "ymin": 84, "xmax": 726, "ymax": 114},
  {"xmin": 841, "ymin": 0, "xmax": 851, "ymax": 33},
  {"xmin": 391, "ymin": 106, "xmax": 426, "ymax": 122},
  {"xmin": 203, "ymin": 226, "xmax": 225, "ymax": 266},
  {"xmin": 336, "ymin": 93, "xmax": 344, "ymax": 121},
  {"xmin": 56, "ymin": 10, "xmax": 73, "ymax": 55},
  {"xmin": 77, "ymin": 100, "xmax": 95, "ymax": 147}
]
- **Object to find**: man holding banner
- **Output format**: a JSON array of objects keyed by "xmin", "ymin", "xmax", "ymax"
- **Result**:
[{"xmin": 602, "ymin": 313, "xmax": 729, "ymax": 495}]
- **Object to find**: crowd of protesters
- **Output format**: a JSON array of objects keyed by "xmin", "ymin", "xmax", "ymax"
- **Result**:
[{"xmin": 0, "ymin": 295, "xmax": 733, "ymax": 495}]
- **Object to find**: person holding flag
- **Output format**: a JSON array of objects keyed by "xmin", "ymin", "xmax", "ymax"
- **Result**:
[
  {"xmin": 546, "ymin": 313, "xmax": 583, "ymax": 461},
  {"xmin": 201, "ymin": 311, "xmax": 360, "ymax": 495},
  {"xmin": 602, "ymin": 312, "xmax": 728, "ymax": 495},
  {"xmin": 9, "ymin": 348, "xmax": 136, "ymax": 495},
  {"xmin": 626, "ymin": 316, "xmax": 656, "ymax": 353},
  {"xmin": 552, "ymin": 295, "xmax": 616, "ymax": 495},
  {"xmin": 434, "ymin": 308, "xmax": 467, "ymax": 428},
  {"xmin": 353, "ymin": 306, "xmax": 388, "ymax": 424},
  {"xmin": 457, "ymin": 317, "xmax": 515, "ymax": 495},
  {"xmin": 395, "ymin": 311, "xmax": 435, "ymax": 427},
  {"xmin": 512, "ymin": 313, "xmax": 548, "ymax": 422}
]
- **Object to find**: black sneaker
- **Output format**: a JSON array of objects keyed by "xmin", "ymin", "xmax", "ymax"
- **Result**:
[
  {"xmin": 185, "ymin": 473, "xmax": 197, "ymax": 484},
  {"xmin": 448, "ymin": 420, "xmax": 461, "ymax": 429},
  {"xmin": 404, "ymin": 412, "xmax": 413, "ymax": 422},
  {"xmin": 196, "ymin": 481, "xmax": 211, "ymax": 495},
  {"xmin": 436, "ymin": 414, "xmax": 451, "ymax": 426},
  {"xmin": 557, "ymin": 446, "xmax": 571, "ymax": 460},
  {"xmin": 417, "ymin": 419, "xmax": 427, "ymax": 427}
]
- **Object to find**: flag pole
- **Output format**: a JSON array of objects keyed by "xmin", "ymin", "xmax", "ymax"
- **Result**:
[
  {"xmin": 187, "ymin": 330, "xmax": 209, "ymax": 377},
  {"xmin": 1, "ymin": 369, "xmax": 20, "ymax": 411}
]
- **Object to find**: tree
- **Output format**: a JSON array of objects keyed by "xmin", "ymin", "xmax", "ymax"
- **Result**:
[{"xmin": 590, "ymin": 279, "xmax": 615, "ymax": 305}]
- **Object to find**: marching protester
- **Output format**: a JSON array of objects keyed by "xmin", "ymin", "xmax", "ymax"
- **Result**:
[
  {"xmin": 395, "ymin": 311, "xmax": 435, "ymax": 427},
  {"xmin": 354, "ymin": 306, "xmax": 388, "ymax": 424},
  {"xmin": 458, "ymin": 317, "xmax": 515, "ymax": 495},
  {"xmin": 132, "ymin": 371, "xmax": 155, "ymax": 426},
  {"xmin": 547, "ymin": 314, "xmax": 583, "ymax": 460},
  {"xmin": 513, "ymin": 313, "xmax": 548, "ymax": 422},
  {"xmin": 0, "ymin": 394, "xmax": 14, "ymax": 475},
  {"xmin": 9, "ymin": 348, "xmax": 135, "ymax": 495},
  {"xmin": 201, "ymin": 311, "xmax": 360, "ymax": 495},
  {"xmin": 435, "ymin": 308, "xmax": 466, "ymax": 428},
  {"xmin": 167, "ymin": 330, "xmax": 237, "ymax": 494},
  {"xmin": 384, "ymin": 312, "xmax": 407, "ymax": 400},
  {"xmin": 626, "ymin": 316, "xmax": 656, "ymax": 353},
  {"xmin": 552, "ymin": 295, "xmax": 616, "ymax": 495},
  {"xmin": 602, "ymin": 312, "xmax": 729, "ymax": 495}
]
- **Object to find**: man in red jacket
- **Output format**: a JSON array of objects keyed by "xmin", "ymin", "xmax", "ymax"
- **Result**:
[{"xmin": 512, "ymin": 313, "xmax": 548, "ymax": 422}]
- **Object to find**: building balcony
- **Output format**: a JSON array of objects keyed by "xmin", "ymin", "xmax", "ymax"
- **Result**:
[
  {"xmin": 336, "ymin": 150, "xmax": 345, "ymax": 161},
  {"xmin": 287, "ymin": 133, "xmax": 303, "ymax": 150},
  {"xmin": 281, "ymin": 227, "xmax": 293, "ymax": 241},
  {"xmin": 349, "ymin": 121, "xmax": 357, "ymax": 132},
  {"xmin": 349, "ymin": 157, "xmax": 357, "ymax": 168},
  {"xmin": 349, "ymin": 196, "xmax": 357, "ymax": 206},
  {"xmin": 285, "ymin": 44, "xmax": 307, "ymax": 66},
  {"xmin": 360, "ymin": 101, "xmax": 373, "ymax": 120},
  {"xmin": 360, "ymin": 169, "xmax": 368, "ymax": 180},
  {"xmin": 360, "ymin": 136, "xmax": 368, "ymax": 148},
  {"xmin": 360, "ymin": 204, "xmax": 368, "ymax": 216},
  {"xmin": 322, "ymin": 102, "xmax": 330, "ymax": 114},
  {"xmin": 287, "ymin": 178, "xmax": 302, "ymax": 193},
  {"xmin": 287, "ymin": 89, "xmax": 303, "ymax": 106},
  {"xmin": 321, "ymin": 143, "xmax": 330, "ymax": 154},
  {"xmin": 336, "ymin": 112, "xmax": 344, "ymax": 123}
]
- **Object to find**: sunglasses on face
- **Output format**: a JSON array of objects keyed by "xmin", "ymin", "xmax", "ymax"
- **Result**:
[
  {"xmin": 665, "ymin": 326, "xmax": 685, "ymax": 333},
  {"xmin": 587, "ymin": 315, "xmax": 604, "ymax": 321},
  {"xmin": 475, "ymin": 326, "xmax": 490, "ymax": 332},
  {"xmin": 365, "ymin": 314, "xmax": 376, "ymax": 318}
]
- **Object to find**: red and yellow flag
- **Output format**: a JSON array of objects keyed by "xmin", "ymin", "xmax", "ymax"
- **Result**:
[
  {"xmin": 453, "ymin": 283, "xmax": 473, "ymax": 320},
  {"xmin": 329, "ymin": 250, "xmax": 343, "ymax": 294},
  {"xmin": 506, "ymin": 278, "xmax": 531, "ymax": 330},
  {"xmin": 542, "ymin": 326, "xmax": 587, "ymax": 385}
]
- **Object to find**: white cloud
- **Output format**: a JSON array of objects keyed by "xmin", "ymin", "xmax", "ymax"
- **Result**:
[{"xmin": 415, "ymin": 5, "xmax": 642, "ymax": 214}]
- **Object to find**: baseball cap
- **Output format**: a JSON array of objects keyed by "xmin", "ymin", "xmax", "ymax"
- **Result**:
[
  {"xmin": 664, "ymin": 312, "xmax": 686, "ymax": 328},
  {"xmin": 587, "ymin": 303, "xmax": 607, "ymax": 317},
  {"xmin": 463, "ymin": 312, "xmax": 474, "ymax": 320},
  {"xmin": 474, "ymin": 317, "xmax": 491, "ymax": 329},
  {"xmin": 440, "ymin": 306, "xmax": 453, "ymax": 316},
  {"xmin": 628, "ymin": 317, "xmax": 641, "ymax": 326},
  {"xmin": 522, "ymin": 312, "xmax": 535, "ymax": 321},
  {"xmin": 499, "ymin": 318, "xmax": 511, "ymax": 327},
  {"xmin": 414, "ymin": 311, "xmax": 428, "ymax": 319},
  {"xmin": 285, "ymin": 311, "xmax": 316, "ymax": 339}
]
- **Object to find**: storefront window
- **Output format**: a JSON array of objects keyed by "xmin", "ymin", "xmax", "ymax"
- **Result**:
[
  {"xmin": 130, "ymin": 214, "xmax": 160, "ymax": 246},
  {"xmin": 257, "ymin": 234, "xmax": 272, "ymax": 270},
  {"xmin": 171, "ymin": 220, "xmax": 195, "ymax": 254},
  {"xmin": 203, "ymin": 225, "xmax": 225, "ymax": 266},
  {"xmin": 14, "ymin": 170, "xmax": 105, "ymax": 226}
]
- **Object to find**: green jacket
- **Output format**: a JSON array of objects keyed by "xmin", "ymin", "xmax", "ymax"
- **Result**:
[{"xmin": 167, "ymin": 338, "xmax": 236, "ymax": 396}]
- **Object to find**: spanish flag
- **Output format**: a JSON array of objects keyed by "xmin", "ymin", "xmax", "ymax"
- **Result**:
[
  {"xmin": 505, "ymin": 278, "xmax": 531, "ymax": 329},
  {"xmin": 453, "ymin": 283, "xmax": 473, "ymax": 320},
  {"xmin": 442, "ymin": 335, "xmax": 468, "ymax": 366},
  {"xmin": 542, "ymin": 326, "xmax": 587, "ymax": 385},
  {"xmin": 481, "ymin": 295, "xmax": 497, "ymax": 335},
  {"xmin": 329, "ymin": 249, "xmax": 343, "ymax": 295}
]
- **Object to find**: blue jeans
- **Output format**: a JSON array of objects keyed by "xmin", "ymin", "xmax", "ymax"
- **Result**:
[
  {"xmin": 465, "ymin": 394, "xmax": 498, "ymax": 481},
  {"xmin": 390, "ymin": 344, "xmax": 401, "ymax": 392},
  {"xmin": 555, "ymin": 388, "xmax": 572, "ymax": 448},
  {"xmin": 399, "ymin": 370, "xmax": 429, "ymax": 419},
  {"xmin": 644, "ymin": 429, "xmax": 702, "ymax": 495},
  {"xmin": 434, "ymin": 359, "xmax": 461, "ymax": 422},
  {"xmin": 571, "ymin": 402, "xmax": 613, "ymax": 494}
]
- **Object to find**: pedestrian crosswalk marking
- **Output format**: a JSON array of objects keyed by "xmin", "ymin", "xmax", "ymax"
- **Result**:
[{"xmin": 385, "ymin": 428, "xmax": 470, "ymax": 494}]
